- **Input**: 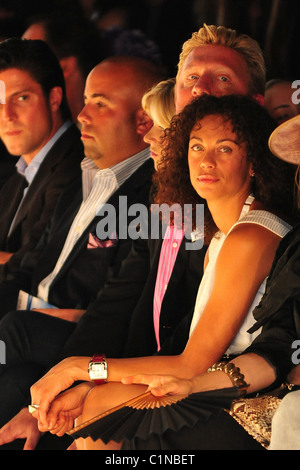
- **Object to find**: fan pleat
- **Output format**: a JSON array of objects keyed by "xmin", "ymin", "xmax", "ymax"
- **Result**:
[{"xmin": 68, "ymin": 387, "xmax": 239, "ymax": 443}]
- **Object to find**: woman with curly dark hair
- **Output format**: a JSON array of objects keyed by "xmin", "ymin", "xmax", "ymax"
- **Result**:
[
  {"xmin": 29, "ymin": 94, "xmax": 297, "ymax": 450},
  {"xmin": 154, "ymin": 93, "xmax": 296, "ymax": 242}
]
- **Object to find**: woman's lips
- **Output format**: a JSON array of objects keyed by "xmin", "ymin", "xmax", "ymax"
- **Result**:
[
  {"xmin": 197, "ymin": 174, "xmax": 219, "ymax": 184},
  {"xmin": 150, "ymin": 150, "xmax": 158, "ymax": 158}
]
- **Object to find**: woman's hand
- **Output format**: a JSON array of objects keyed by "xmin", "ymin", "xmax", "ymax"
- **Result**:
[
  {"xmin": 30, "ymin": 356, "xmax": 91, "ymax": 428},
  {"xmin": 122, "ymin": 374, "xmax": 194, "ymax": 396},
  {"xmin": 35, "ymin": 382, "xmax": 94, "ymax": 435}
]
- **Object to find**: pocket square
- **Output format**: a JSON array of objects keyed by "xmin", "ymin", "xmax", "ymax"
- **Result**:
[{"xmin": 87, "ymin": 232, "xmax": 118, "ymax": 249}]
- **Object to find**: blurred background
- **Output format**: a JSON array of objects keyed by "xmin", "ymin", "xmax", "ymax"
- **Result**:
[{"xmin": 0, "ymin": 0, "xmax": 298, "ymax": 80}]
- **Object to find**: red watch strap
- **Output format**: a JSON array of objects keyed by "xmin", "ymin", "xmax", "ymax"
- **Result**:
[
  {"xmin": 93, "ymin": 354, "xmax": 105, "ymax": 362},
  {"xmin": 94, "ymin": 379, "xmax": 106, "ymax": 385}
]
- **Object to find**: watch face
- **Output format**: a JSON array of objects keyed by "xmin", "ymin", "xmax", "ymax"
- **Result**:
[{"xmin": 89, "ymin": 362, "xmax": 107, "ymax": 380}]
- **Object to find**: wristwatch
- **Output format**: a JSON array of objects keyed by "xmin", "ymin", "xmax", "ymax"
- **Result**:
[{"xmin": 88, "ymin": 354, "xmax": 108, "ymax": 384}]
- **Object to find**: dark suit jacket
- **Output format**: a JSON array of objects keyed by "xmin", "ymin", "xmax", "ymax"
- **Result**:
[
  {"xmin": 0, "ymin": 158, "xmax": 154, "ymax": 317},
  {"xmin": 0, "ymin": 140, "xmax": 18, "ymax": 189},
  {"xmin": 0, "ymin": 124, "xmax": 84, "ymax": 281},
  {"xmin": 61, "ymin": 223, "xmax": 207, "ymax": 359}
]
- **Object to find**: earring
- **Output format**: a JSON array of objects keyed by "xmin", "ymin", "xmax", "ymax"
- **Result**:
[{"xmin": 250, "ymin": 170, "xmax": 255, "ymax": 177}]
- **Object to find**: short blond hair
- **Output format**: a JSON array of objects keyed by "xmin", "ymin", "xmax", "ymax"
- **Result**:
[
  {"xmin": 177, "ymin": 24, "xmax": 266, "ymax": 96},
  {"xmin": 142, "ymin": 77, "xmax": 176, "ymax": 129}
]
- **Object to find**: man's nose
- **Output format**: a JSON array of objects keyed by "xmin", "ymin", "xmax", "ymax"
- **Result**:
[
  {"xmin": 78, "ymin": 103, "xmax": 91, "ymax": 124},
  {"xmin": 192, "ymin": 75, "xmax": 212, "ymax": 97},
  {"xmin": 1, "ymin": 103, "xmax": 16, "ymax": 121}
]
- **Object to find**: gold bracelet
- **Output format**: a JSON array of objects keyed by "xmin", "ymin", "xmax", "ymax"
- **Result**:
[{"xmin": 207, "ymin": 361, "xmax": 249, "ymax": 396}]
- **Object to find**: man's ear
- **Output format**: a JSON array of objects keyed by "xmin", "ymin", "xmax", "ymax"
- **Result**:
[
  {"xmin": 59, "ymin": 56, "xmax": 79, "ymax": 79},
  {"xmin": 49, "ymin": 86, "xmax": 63, "ymax": 112},
  {"xmin": 135, "ymin": 108, "xmax": 153, "ymax": 137}
]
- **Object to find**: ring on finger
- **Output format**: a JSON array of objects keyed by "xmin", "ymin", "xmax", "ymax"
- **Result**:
[{"xmin": 28, "ymin": 404, "xmax": 40, "ymax": 414}]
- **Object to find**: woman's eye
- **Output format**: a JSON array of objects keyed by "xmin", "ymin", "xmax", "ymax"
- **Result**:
[
  {"xmin": 18, "ymin": 95, "xmax": 28, "ymax": 101},
  {"xmin": 219, "ymin": 146, "xmax": 232, "ymax": 153},
  {"xmin": 191, "ymin": 144, "xmax": 203, "ymax": 151},
  {"xmin": 219, "ymin": 76, "xmax": 229, "ymax": 82}
]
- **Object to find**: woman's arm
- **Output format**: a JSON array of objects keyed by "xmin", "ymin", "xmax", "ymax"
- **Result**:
[
  {"xmin": 121, "ymin": 353, "xmax": 276, "ymax": 396},
  {"xmin": 179, "ymin": 224, "xmax": 281, "ymax": 373},
  {"xmin": 33, "ymin": 352, "xmax": 277, "ymax": 434}
]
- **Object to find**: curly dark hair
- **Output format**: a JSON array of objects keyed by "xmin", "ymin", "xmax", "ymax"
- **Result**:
[{"xmin": 153, "ymin": 94, "xmax": 297, "ymax": 241}]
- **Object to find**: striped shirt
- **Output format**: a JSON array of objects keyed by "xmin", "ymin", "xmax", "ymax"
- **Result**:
[{"xmin": 37, "ymin": 148, "xmax": 150, "ymax": 302}]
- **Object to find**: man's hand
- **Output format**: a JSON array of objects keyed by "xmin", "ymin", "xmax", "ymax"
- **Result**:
[
  {"xmin": 32, "ymin": 308, "xmax": 86, "ymax": 322},
  {"xmin": 0, "ymin": 408, "xmax": 43, "ymax": 450}
]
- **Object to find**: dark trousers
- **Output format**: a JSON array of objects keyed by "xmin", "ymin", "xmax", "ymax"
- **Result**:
[{"xmin": 0, "ymin": 309, "xmax": 76, "ymax": 427}]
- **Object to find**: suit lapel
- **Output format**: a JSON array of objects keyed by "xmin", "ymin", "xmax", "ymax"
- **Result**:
[
  {"xmin": 51, "ymin": 159, "xmax": 153, "ymax": 281},
  {"xmin": 9, "ymin": 125, "xmax": 77, "ymax": 230}
]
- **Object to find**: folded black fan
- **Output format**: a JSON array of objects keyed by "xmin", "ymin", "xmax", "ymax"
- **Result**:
[{"xmin": 68, "ymin": 387, "xmax": 239, "ymax": 443}]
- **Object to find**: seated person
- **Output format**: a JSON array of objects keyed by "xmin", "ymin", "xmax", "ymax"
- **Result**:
[
  {"xmin": 264, "ymin": 78, "xmax": 300, "ymax": 125},
  {"xmin": 0, "ymin": 38, "xmax": 83, "ymax": 280},
  {"xmin": 29, "ymin": 94, "xmax": 298, "ymax": 450},
  {"xmin": 265, "ymin": 114, "xmax": 300, "ymax": 451}
]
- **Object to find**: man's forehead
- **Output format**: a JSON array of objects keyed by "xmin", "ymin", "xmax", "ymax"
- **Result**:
[
  {"xmin": 0, "ymin": 67, "xmax": 41, "ymax": 94},
  {"xmin": 0, "ymin": 67, "xmax": 34, "ymax": 80},
  {"xmin": 180, "ymin": 45, "xmax": 247, "ymax": 74},
  {"xmin": 88, "ymin": 61, "xmax": 133, "ymax": 81},
  {"xmin": 84, "ymin": 65, "xmax": 136, "ymax": 99}
]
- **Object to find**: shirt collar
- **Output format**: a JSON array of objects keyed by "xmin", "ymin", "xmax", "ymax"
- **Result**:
[
  {"xmin": 16, "ymin": 120, "xmax": 72, "ymax": 185},
  {"xmin": 81, "ymin": 147, "xmax": 150, "ymax": 200}
]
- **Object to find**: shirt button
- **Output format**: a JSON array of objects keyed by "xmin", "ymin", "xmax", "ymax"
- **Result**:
[{"xmin": 172, "ymin": 242, "xmax": 178, "ymax": 248}]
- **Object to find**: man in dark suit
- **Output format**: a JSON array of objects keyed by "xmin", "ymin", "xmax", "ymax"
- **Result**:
[
  {"xmin": 0, "ymin": 38, "xmax": 84, "ymax": 281},
  {"xmin": 0, "ymin": 141, "xmax": 17, "ymax": 189}
]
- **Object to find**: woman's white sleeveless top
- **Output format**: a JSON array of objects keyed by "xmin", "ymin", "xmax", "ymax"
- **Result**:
[{"xmin": 189, "ymin": 199, "xmax": 292, "ymax": 356}]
